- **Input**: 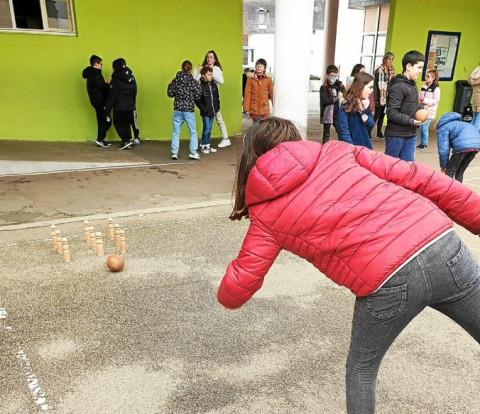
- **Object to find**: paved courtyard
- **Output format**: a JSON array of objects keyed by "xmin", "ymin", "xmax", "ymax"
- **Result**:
[{"xmin": 0, "ymin": 109, "xmax": 479, "ymax": 413}]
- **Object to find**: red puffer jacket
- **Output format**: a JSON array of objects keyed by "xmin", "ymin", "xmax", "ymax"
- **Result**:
[{"xmin": 218, "ymin": 140, "xmax": 480, "ymax": 308}]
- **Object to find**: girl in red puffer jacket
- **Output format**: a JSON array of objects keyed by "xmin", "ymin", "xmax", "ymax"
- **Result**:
[{"xmin": 217, "ymin": 117, "xmax": 480, "ymax": 414}]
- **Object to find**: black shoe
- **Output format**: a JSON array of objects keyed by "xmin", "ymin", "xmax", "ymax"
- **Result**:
[
  {"xmin": 95, "ymin": 140, "xmax": 111, "ymax": 148},
  {"xmin": 376, "ymin": 132, "xmax": 384, "ymax": 139},
  {"xmin": 119, "ymin": 141, "xmax": 133, "ymax": 150},
  {"xmin": 417, "ymin": 144, "xmax": 427, "ymax": 150}
]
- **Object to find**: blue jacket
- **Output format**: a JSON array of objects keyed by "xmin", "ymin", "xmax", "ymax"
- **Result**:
[
  {"xmin": 437, "ymin": 112, "xmax": 480, "ymax": 168},
  {"xmin": 337, "ymin": 104, "xmax": 375, "ymax": 149}
]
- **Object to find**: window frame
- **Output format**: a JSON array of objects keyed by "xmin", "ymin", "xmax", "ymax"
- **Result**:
[{"xmin": 0, "ymin": 0, "xmax": 76, "ymax": 36}]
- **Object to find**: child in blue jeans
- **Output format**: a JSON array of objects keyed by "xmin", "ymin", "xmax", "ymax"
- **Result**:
[
  {"xmin": 195, "ymin": 66, "xmax": 219, "ymax": 154},
  {"xmin": 167, "ymin": 60, "xmax": 202, "ymax": 160}
]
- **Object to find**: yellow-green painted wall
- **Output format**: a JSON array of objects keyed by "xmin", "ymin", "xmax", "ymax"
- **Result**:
[
  {"xmin": 0, "ymin": 0, "xmax": 243, "ymax": 141},
  {"xmin": 387, "ymin": 0, "xmax": 480, "ymax": 118}
]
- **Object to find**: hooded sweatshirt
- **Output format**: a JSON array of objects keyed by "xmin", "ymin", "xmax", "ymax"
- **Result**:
[
  {"xmin": 82, "ymin": 66, "xmax": 109, "ymax": 107},
  {"xmin": 104, "ymin": 67, "xmax": 136, "ymax": 115}
]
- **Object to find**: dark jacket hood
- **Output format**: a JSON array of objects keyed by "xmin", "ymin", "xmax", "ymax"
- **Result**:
[
  {"xmin": 389, "ymin": 74, "xmax": 415, "ymax": 88},
  {"xmin": 112, "ymin": 68, "xmax": 135, "ymax": 84},
  {"xmin": 82, "ymin": 66, "xmax": 99, "ymax": 79}
]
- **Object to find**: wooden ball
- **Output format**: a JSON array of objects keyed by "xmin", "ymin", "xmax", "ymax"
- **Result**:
[
  {"xmin": 107, "ymin": 254, "xmax": 124, "ymax": 272},
  {"xmin": 414, "ymin": 109, "xmax": 429, "ymax": 123}
]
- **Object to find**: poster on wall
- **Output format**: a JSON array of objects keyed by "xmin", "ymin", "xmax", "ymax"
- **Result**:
[{"xmin": 424, "ymin": 31, "xmax": 461, "ymax": 81}]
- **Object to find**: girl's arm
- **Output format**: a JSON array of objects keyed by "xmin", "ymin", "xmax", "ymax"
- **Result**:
[
  {"xmin": 217, "ymin": 222, "xmax": 282, "ymax": 309},
  {"xmin": 352, "ymin": 145, "xmax": 480, "ymax": 234},
  {"xmin": 212, "ymin": 66, "xmax": 224, "ymax": 85},
  {"xmin": 336, "ymin": 106, "xmax": 353, "ymax": 144}
]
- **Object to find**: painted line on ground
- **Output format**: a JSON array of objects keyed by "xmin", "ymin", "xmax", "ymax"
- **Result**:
[
  {"xmin": 0, "ymin": 161, "xmax": 195, "ymax": 178},
  {"xmin": 0, "ymin": 198, "xmax": 233, "ymax": 232}
]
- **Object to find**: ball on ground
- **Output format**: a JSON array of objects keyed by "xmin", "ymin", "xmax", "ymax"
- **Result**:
[
  {"xmin": 107, "ymin": 254, "xmax": 124, "ymax": 272},
  {"xmin": 414, "ymin": 109, "xmax": 429, "ymax": 123}
]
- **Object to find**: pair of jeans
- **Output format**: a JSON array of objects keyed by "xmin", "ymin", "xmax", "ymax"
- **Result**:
[
  {"xmin": 385, "ymin": 136, "xmax": 417, "ymax": 161},
  {"xmin": 171, "ymin": 110, "xmax": 198, "ymax": 155},
  {"xmin": 346, "ymin": 231, "xmax": 480, "ymax": 413},
  {"xmin": 472, "ymin": 111, "xmax": 480, "ymax": 131},
  {"xmin": 419, "ymin": 118, "xmax": 432, "ymax": 146},
  {"xmin": 201, "ymin": 116, "xmax": 214, "ymax": 145},
  {"xmin": 446, "ymin": 151, "xmax": 478, "ymax": 183}
]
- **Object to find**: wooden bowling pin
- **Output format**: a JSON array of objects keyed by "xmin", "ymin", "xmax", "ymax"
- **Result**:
[
  {"xmin": 50, "ymin": 224, "xmax": 57, "ymax": 247},
  {"xmin": 84, "ymin": 220, "xmax": 90, "ymax": 243},
  {"xmin": 62, "ymin": 237, "xmax": 71, "ymax": 263},
  {"xmin": 55, "ymin": 230, "xmax": 63, "ymax": 254},
  {"xmin": 95, "ymin": 232, "xmax": 104, "ymax": 257},
  {"xmin": 119, "ymin": 229, "xmax": 126, "ymax": 254},
  {"xmin": 114, "ymin": 224, "xmax": 121, "ymax": 247},
  {"xmin": 108, "ymin": 218, "xmax": 114, "ymax": 241},
  {"xmin": 89, "ymin": 226, "xmax": 96, "ymax": 250}
]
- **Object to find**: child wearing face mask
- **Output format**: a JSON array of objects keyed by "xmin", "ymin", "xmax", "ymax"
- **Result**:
[{"xmin": 320, "ymin": 65, "xmax": 346, "ymax": 144}]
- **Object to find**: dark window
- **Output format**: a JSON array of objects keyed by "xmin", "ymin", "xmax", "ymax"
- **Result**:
[{"xmin": 12, "ymin": 0, "xmax": 43, "ymax": 29}]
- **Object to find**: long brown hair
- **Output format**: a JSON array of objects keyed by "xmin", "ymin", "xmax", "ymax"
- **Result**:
[
  {"xmin": 426, "ymin": 69, "xmax": 439, "ymax": 86},
  {"xmin": 230, "ymin": 117, "xmax": 302, "ymax": 220},
  {"xmin": 201, "ymin": 50, "xmax": 222, "ymax": 70},
  {"xmin": 344, "ymin": 72, "xmax": 374, "ymax": 113}
]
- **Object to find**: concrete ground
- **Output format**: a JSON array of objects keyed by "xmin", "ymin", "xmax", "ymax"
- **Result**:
[{"xmin": 0, "ymin": 107, "xmax": 479, "ymax": 413}]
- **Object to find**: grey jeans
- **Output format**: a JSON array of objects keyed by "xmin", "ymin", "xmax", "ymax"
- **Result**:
[{"xmin": 346, "ymin": 231, "xmax": 480, "ymax": 413}]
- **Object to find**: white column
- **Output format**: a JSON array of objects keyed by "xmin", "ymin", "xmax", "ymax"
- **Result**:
[
  {"xmin": 323, "ymin": 0, "xmax": 339, "ymax": 75},
  {"xmin": 273, "ymin": 0, "xmax": 315, "ymax": 137}
]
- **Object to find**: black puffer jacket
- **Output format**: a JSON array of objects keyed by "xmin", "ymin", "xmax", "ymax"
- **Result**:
[
  {"xmin": 385, "ymin": 74, "xmax": 419, "ymax": 137},
  {"xmin": 104, "ymin": 67, "xmax": 136, "ymax": 115},
  {"xmin": 82, "ymin": 66, "xmax": 109, "ymax": 107},
  {"xmin": 195, "ymin": 78, "xmax": 220, "ymax": 116},
  {"xmin": 167, "ymin": 71, "xmax": 202, "ymax": 112}
]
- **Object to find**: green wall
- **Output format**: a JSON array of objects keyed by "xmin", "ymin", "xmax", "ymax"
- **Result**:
[
  {"xmin": 387, "ymin": 0, "xmax": 479, "ymax": 119},
  {"xmin": 0, "ymin": 0, "xmax": 243, "ymax": 141}
]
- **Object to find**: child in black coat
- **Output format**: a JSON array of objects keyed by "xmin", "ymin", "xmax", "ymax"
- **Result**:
[{"xmin": 195, "ymin": 66, "xmax": 220, "ymax": 154}]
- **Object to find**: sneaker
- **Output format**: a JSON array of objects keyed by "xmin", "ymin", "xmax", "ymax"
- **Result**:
[
  {"xmin": 119, "ymin": 141, "xmax": 133, "ymax": 150},
  {"xmin": 95, "ymin": 140, "xmax": 111, "ymax": 148},
  {"xmin": 201, "ymin": 146, "xmax": 210, "ymax": 154},
  {"xmin": 199, "ymin": 144, "xmax": 206, "ymax": 152},
  {"xmin": 417, "ymin": 144, "xmax": 427, "ymax": 150},
  {"xmin": 189, "ymin": 151, "xmax": 201, "ymax": 160},
  {"xmin": 376, "ymin": 132, "xmax": 384, "ymax": 139},
  {"xmin": 133, "ymin": 138, "xmax": 141, "ymax": 146},
  {"xmin": 208, "ymin": 145, "xmax": 217, "ymax": 153},
  {"xmin": 171, "ymin": 153, "xmax": 178, "ymax": 160},
  {"xmin": 218, "ymin": 138, "xmax": 231, "ymax": 148}
]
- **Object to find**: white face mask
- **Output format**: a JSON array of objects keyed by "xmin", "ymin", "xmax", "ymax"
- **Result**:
[{"xmin": 328, "ymin": 75, "xmax": 337, "ymax": 84}]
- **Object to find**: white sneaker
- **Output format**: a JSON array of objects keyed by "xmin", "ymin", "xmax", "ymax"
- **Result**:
[
  {"xmin": 189, "ymin": 151, "xmax": 201, "ymax": 160},
  {"xmin": 199, "ymin": 144, "xmax": 205, "ymax": 152},
  {"xmin": 209, "ymin": 146, "xmax": 217, "ymax": 153},
  {"xmin": 171, "ymin": 153, "xmax": 178, "ymax": 160},
  {"xmin": 201, "ymin": 146, "xmax": 210, "ymax": 154},
  {"xmin": 218, "ymin": 138, "xmax": 231, "ymax": 148}
]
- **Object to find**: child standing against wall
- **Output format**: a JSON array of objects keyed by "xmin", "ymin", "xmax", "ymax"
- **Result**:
[
  {"xmin": 417, "ymin": 69, "xmax": 441, "ymax": 150},
  {"xmin": 320, "ymin": 64, "xmax": 345, "ymax": 144},
  {"xmin": 167, "ymin": 60, "xmax": 203, "ymax": 160},
  {"xmin": 195, "ymin": 66, "xmax": 220, "ymax": 154}
]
